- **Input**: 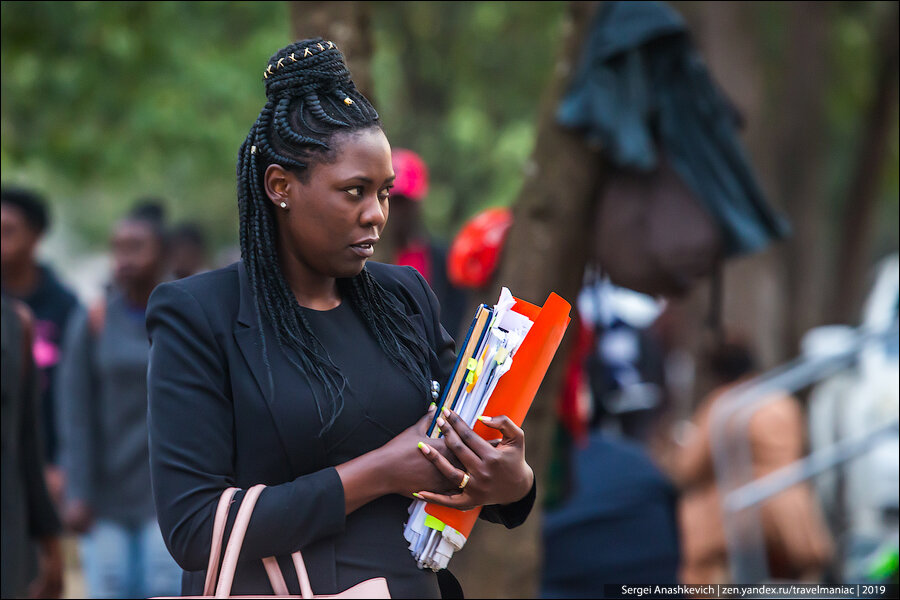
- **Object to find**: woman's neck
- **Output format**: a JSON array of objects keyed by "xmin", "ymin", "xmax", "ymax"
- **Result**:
[{"xmin": 277, "ymin": 248, "xmax": 341, "ymax": 311}]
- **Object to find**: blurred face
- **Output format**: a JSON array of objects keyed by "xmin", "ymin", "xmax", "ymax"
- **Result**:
[
  {"xmin": 267, "ymin": 127, "xmax": 394, "ymax": 280},
  {"xmin": 171, "ymin": 241, "xmax": 205, "ymax": 280},
  {"xmin": 0, "ymin": 202, "xmax": 40, "ymax": 271},
  {"xmin": 387, "ymin": 194, "xmax": 421, "ymax": 244},
  {"xmin": 110, "ymin": 219, "xmax": 165, "ymax": 289}
]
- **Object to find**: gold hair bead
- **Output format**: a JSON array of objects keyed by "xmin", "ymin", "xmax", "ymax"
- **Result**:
[
  {"xmin": 317, "ymin": 42, "xmax": 325, "ymax": 51},
  {"xmin": 250, "ymin": 146, "xmax": 257, "ymax": 154},
  {"xmin": 304, "ymin": 47, "xmax": 312, "ymax": 57},
  {"xmin": 344, "ymin": 97, "xmax": 353, "ymax": 106},
  {"xmin": 289, "ymin": 53, "xmax": 297, "ymax": 62},
  {"xmin": 263, "ymin": 71, "xmax": 268, "ymax": 79},
  {"xmin": 327, "ymin": 41, "xmax": 335, "ymax": 49},
  {"xmin": 276, "ymin": 58, "xmax": 285, "ymax": 69},
  {"xmin": 266, "ymin": 65, "xmax": 274, "ymax": 74}
]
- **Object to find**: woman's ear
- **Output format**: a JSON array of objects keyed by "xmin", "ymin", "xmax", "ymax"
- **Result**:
[{"xmin": 264, "ymin": 164, "xmax": 293, "ymax": 209}]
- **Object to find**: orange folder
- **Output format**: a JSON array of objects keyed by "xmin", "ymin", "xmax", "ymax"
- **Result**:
[{"xmin": 424, "ymin": 291, "xmax": 571, "ymax": 538}]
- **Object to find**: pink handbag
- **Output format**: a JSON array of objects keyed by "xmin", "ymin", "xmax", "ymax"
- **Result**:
[{"xmin": 156, "ymin": 484, "xmax": 390, "ymax": 598}]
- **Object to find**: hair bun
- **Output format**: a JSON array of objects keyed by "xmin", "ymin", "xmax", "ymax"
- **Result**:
[
  {"xmin": 263, "ymin": 37, "xmax": 352, "ymax": 99},
  {"xmin": 129, "ymin": 198, "xmax": 167, "ymax": 224}
]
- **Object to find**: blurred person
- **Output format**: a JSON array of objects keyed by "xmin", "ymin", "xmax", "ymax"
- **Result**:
[
  {"xmin": 1, "ymin": 294, "xmax": 64, "ymax": 599},
  {"xmin": 169, "ymin": 221, "xmax": 209, "ymax": 279},
  {"xmin": 667, "ymin": 340, "xmax": 833, "ymax": 584},
  {"xmin": 541, "ymin": 272, "xmax": 679, "ymax": 598},
  {"xmin": 56, "ymin": 201, "xmax": 180, "ymax": 598},
  {"xmin": 385, "ymin": 148, "xmax": 467, "ymax": 335},
  {"xmin": 1, "ymin": 187, "xmax": 80, "ymax": 506}
]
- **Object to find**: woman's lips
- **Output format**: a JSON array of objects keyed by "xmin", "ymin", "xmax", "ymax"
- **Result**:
[{"xmin": 350, "ymin": 243, "xmax": 375, "ymax": 258}]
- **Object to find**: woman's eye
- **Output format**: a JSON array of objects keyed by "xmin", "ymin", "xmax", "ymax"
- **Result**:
[{"xmin": 346, "ymin": 186, "xmax": 363, "ymax": 197}]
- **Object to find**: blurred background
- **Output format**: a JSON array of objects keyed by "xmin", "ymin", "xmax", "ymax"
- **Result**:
[{"xmin": 1, "ymin": 1, "xmax": 898, "ymax": 598}]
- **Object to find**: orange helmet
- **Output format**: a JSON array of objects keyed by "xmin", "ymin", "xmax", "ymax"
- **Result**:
[{"xmin": 447, "ymin": 207, "xmax": 513, "ymax": 288}]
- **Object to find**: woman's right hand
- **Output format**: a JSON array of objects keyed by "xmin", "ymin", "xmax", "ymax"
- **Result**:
[
  {"xmin": 376, "ymin": 406, "xmax": 462, "ymax": 498},
  {"xmin": 336, "ymin": 404, "xmax": 463, "ymax": 514}
]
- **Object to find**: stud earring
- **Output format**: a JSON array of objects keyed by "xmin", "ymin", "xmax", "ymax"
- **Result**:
[{"xmin": 280, "ymin": 202, "xmax": 287, "ymax": 209}]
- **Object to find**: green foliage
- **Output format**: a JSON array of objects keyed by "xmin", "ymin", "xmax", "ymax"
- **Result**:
[
  {"xmin": 1, "ymin": 1, "xmax": 564, "ymax": 250},
  {"xmin": 370, "ymin": 1, "xmax": 565, "ymax": 240},
  {"xmin": 1, "ymin": 1, "xmax": 293, "ymax": 247},
  {"xmin": 3, "ymin": 1, "xmax": 892, "ymax": 257},
  {"xmin": 823, "ymin": 1, "xmax": 899, "ymax": 257}
]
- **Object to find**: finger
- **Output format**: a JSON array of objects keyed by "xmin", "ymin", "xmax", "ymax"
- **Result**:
[
  {"xmin": 414, "ymin": 490, "xmax": 478, "ymax": 511},
  {"xmin": 477, "ymin": 414, "xmax": 524, "ymax": 445},
  {"xmin": 418, "ymin": 442, "xmax": 467, "ymax": 485},
  {"xmin": 417, "ymin": 402, "xmax": 438, "ymax": 432},
  {"xmin": 443, "ymin": 408, "xmax": 496, "ymax": 459},
  {"xmin": 435, "ymin": 413, "xmax": 483, "ymax": 470}
]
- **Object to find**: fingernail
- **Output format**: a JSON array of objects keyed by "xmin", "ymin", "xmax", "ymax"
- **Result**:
[
  {"xmin": 436, "ymin": 417, "xmax": 445, "ymax": 428},
  {"xmin": 442, "ymin": 407, "xmax": 450, "ymax": 417},
  {"xmin": 477, "ymin": 415, "xmax": 492, "ymax": 422},
  {"xmin": 413, "ymin": 492, "xmax": 423, "ymax": 499},
  {"xmin": 429, "ymin": 402, "xmax": 436, "ymax": 410},
  {"xmin": 417, "ymin": 442, "xmax": 431, "ymax": 454}
]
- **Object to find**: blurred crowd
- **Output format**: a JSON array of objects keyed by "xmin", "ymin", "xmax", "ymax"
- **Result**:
[{"xmin": 2, "ymin": 142, "xmax": 898, "ymax": 599}]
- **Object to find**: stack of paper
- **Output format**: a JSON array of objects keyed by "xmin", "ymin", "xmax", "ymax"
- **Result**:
[{"xmin": 403, "ymin": 287, "xmax": 571, "ymax": 571}]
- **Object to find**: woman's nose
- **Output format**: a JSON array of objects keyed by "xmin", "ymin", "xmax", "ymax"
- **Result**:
[{"xmin": 360, "ymin": 194, "xmax": 387, "ymax": 228}]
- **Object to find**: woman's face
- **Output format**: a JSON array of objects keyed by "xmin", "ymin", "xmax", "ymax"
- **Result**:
[
  {"xmin": 110, "ymin": 219, "xmax": 165, "ymax": 290},
  {"xmin": 267, "ymin": 127, "xmax": 394, "ymax": 280}
]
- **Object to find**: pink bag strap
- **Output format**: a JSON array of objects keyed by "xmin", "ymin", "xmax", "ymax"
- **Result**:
[
  {"xmin": 203, "ymin": 487, "xmax": 239, "ymax": 596},
  {"xmin": 262, "ymin": 556, "xmax": 289, "ymax": 595},
  {"xmin": 208, "ymin": 484, "xmax": 321, "ymax": 598},
  {"xmin": 290, "ymin": 551, "xmax": 315, "ymax": 598},
  {"xmin": 215, "ymin": 484, "xmax": 266, "ymax": 597}
]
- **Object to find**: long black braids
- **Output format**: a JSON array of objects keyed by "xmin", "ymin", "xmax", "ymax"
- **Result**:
[{"xmin": 237, "ymin": 38, "xmax": 434, "ymax": 435}]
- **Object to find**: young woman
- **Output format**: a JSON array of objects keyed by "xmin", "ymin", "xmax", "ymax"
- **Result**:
[
  {"xmin": 146, "ymin": 39, "xmax": 535, "ymax": 598},
  {"xmin": 58, "ymin": 203, "xmax": 182, "ymax": 598}
]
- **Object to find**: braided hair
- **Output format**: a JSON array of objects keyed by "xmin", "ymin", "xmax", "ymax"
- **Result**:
[{"xmin": 237, "ymin": 39, "xmax": 434, "ymax": 435}]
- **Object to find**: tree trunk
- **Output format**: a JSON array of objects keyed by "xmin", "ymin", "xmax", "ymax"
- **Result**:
[
  {"xmin": 450, "ymin": 3, "xmax": 602, "ymax": 598},
  {"xmin": 676, "ymin": 1, "xmax": 788, "ymax": 391},
  {"xmin": 776, "ymin": 2, "xmax": 830, "ymax": 354},
  {"xmin": 830, "ymin": 3, "xmax": 900, "ymax": 324},
  {"xmin": 289, "ymin": 1, "xmax": 374, "ymax": 99}
]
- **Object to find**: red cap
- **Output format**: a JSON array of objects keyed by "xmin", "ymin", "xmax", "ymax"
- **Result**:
[
  {"xmin": 391, "ymin": 149, "xmax": 429, "ymax": 201},
  {"xmin": 448, "ymin": 207, "xmax": 514, "ymax": 288}
]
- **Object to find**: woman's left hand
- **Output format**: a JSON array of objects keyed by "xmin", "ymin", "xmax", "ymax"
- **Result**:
[{"xmin": 414, "ymin": 408, "xmax": 534, "ymax": 510}]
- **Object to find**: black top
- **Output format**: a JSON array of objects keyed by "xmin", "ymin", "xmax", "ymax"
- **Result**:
[
  {"xmin": 146, "ymin": 261, "xmax": 534, "ymax": 598},
  {"xmin": 2, "ymin": 264, "xmax": 80, "ymax": 463},
  {"xmin": 1, "ymin": 295, "xmax": 62, "ymax": 598}
]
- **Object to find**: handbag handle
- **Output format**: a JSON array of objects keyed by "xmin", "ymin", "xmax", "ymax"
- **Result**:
[
  {"xmin": 209, "ymin": 484, "xmax": 317, "ymax": 598},
  {"xmin": 203, "ymin": 487, "xmax": 239, "ymax": 596}
]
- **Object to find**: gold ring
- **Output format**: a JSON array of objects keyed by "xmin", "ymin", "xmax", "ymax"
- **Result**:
[{"xmin": 459, "ymin": 472, "xmax": 470, "ymax": 490}]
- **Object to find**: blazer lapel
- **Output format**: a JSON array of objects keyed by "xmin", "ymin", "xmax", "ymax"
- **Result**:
[{"xmin": 233, "ymin": 261, "xmax": 305, "ymax": 474}]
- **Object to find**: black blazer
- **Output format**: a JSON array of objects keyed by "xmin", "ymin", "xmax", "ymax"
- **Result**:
[{"xmin": 146, "ymin": 261, "xmax": 534, "ymax": 596}]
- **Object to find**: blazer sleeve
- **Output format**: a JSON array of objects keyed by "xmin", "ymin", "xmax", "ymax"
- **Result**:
[
  {"xmin": 407, "ymin": 267, "xmax": 536, "ymax": 529},
  {"xmin": 147, "ymin": 282, "xmax": 346, "ymax": 572}
]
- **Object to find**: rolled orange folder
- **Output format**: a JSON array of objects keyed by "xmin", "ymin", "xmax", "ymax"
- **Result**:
[{"xmin": 425, "ymin": 291, "xmax": 571, "ymax": 538}]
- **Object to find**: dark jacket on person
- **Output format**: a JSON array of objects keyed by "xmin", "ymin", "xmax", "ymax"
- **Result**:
[
  {"xmin": 2, "ymin": 264, "xmax": 80, "ymax": 464},
  {"xmin": 146, "ymin": 261, "xmax": 534, "ymax": 597},
  {"xmin": 0, "ymin": 295, "xmax": 62, "ymax": 598}
]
